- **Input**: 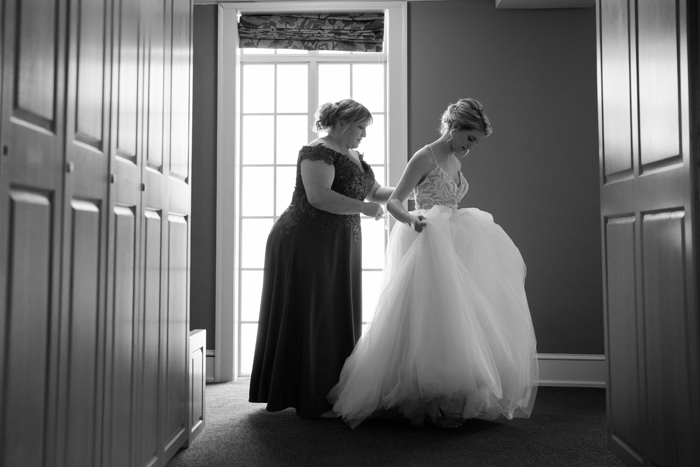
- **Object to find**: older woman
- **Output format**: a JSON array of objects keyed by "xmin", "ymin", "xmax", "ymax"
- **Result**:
[{"xmin": 249, "ymin": 99, "xmax": 392, "ymax": 418}]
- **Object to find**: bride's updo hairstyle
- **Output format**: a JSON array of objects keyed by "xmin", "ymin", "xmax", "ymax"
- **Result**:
[
  {"xmin": 439, "ymin": 98, "xmax": 492, "ymax": 137},
  {"xmin": 314, "ymin": 98, "xmax": 373, "ymax": 134}
]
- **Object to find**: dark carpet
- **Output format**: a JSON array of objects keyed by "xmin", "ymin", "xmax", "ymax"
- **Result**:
[{"xmin": 167, "ymin": 378, "xmax": 625, "ymax": 467}]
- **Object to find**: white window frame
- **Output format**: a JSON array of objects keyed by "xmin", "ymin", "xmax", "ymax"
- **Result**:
[{"xmin": 214, "ymin": 1, "xmax": 408, "ymax": 382}]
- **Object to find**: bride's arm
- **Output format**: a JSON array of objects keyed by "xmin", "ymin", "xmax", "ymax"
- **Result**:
[{"xmin": 387, "ymin": 151, "xmax": 434, "ymax": 232}]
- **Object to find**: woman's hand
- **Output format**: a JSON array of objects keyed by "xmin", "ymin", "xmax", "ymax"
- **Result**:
[
  {"xmin": 362, "ymin": 201, "xmax": 385, "ymax": 220},
  {"xmin": 408, "ymin": 215, "xmax": 427, "ymax": 233}
]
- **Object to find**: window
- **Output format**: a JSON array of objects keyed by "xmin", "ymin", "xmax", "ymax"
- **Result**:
[
  {"xmin": 216, "ymin": 2, "xmax": 407, "ymax": 382},
  {"xmin": 238, "ymin": 50, "xmax": 388, "ymax": 375}
]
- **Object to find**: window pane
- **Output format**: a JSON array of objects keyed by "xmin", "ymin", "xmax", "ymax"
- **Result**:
[
  {"xmin": 360, "ymin": 114, "xmax": 385, "ymax": 165},
  {"xmin": 241, "ymin": 270, "xmax": 264, "ymax": 322},
  {"xmin": 361, "ymin": 217, "xmax": 387, "ymax": 269},
  {"xmin": 370, "ymin": 166, "xmax": 385, "ymax": 186},
  {"xmin": 243, "ymin": 64, "xmax": 274, "ymax": 113},
  {"xmin": 353, "ymin": 64, "xmax": 385, "ymax": 112},
  {"xmin": 277, "ymin": 64, "xmax": 308, "ymax": 113},
  {"xmin": 318, "ymin": 64, "xmax": 350, "ymax": 106},
  {"xmin": 276, "ymin": 115, "xmax": 309, "ymax": 164},
  {"xmin": 241, "ymin": 219, "xmax": 274, "ymax": 268},
  {"xmin": 242, "ymin": 115, "xmax": 274, "ymax": 164},
  {"xmin": 276, "ymin": 166, "xmax": 297, "ymax": 215},
  {"xmin": 241, "ymin": 167, "xmax": 274, "ymax": 216},
  {"xmin": 240, "ymin": 323, "xmax": 258, "ymax": 375}
]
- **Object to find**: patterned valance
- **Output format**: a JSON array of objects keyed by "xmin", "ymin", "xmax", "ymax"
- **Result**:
[{"xmin": 238, "ymin": 13, "xmax": 384, "ymax": 52}]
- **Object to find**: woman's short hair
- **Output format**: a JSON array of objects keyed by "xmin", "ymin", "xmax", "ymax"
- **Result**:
[
  {"xmin": 313, "ymin": 99, "xmax": 373, "ymax": 133},
  {"xmin": 439, "ymin": 98, "xmax": 492, "ymax": 136}
]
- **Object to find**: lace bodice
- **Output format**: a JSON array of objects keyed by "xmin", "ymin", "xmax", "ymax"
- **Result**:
[
  {"xmin": 280, "ymin": 144, "xmax": 376, "ymax": 243},
  {"xmin": 413, "ymin": 148, "xmax": 469, "ymax": 210}
]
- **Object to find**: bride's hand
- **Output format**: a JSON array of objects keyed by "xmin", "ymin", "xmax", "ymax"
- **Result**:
[{"xmin": 408, "ymin": 215, "xmax": 427, "ymax": 233}]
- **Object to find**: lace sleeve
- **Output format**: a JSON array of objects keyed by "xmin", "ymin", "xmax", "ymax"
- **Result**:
[{"xmin": 299, "ymin": 145, "xmax": 337, "ymax": 165}]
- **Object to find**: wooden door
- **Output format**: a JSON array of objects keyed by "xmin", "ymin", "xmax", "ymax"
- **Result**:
[
  {"xmin": 0, "ymin": 0, "xmax": 67, "ymax": 465},
  {"xmin": 55, "ymin": 0, "xmax": 113, "ymax": 465},
  {"xmin": 135, "ymin": 0, "xmax": 169, "ymax": 465},
  {"xmin": 161, "ymin": 0, "xmax": 193, "ymax": 460},
  {"xmin": 103, "ymin": 0, "xmax": 145, "ymax": 465},
  {"xmin": 598, "ymin": 0, "xmax": 700, "ymax": 466}
]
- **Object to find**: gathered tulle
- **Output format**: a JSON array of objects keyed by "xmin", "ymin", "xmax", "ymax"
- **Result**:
[{"xmin": 328, "ymin": 205, "xmax": 538, "ymax": 429}]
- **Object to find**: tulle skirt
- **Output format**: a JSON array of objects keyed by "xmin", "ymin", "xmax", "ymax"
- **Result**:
[{"xmin": 327, "ymin": 205, "xmax": 539, "ymax": 428}]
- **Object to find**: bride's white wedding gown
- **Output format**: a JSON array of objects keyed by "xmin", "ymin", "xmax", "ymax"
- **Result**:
[{"xmin": 328, "ymin": 149, "xmax": 539, "ymax": 428}]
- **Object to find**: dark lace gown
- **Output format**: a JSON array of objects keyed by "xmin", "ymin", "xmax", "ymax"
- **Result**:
[{"xmin": 249, "ymin": 144, "xmax": 376, "ymax": 418}]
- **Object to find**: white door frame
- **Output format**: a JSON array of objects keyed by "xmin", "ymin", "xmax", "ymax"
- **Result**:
[{"xmin": 213, "ymin": 1, "xmax": 407, "ymax": 382}]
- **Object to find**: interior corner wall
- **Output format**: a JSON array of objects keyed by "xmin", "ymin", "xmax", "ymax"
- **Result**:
[
  {"xmin": 408, "ymin": 1, "xmax": 602, "ymax": 354},
  {"xmin": 191, "ymin": 4, "xmax": 218, "ymax": 350}
]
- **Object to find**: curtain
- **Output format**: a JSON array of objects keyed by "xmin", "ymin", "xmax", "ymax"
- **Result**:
[{"xmin": 238, "ymin": 13, "xmax": 384, "ymax": 52}]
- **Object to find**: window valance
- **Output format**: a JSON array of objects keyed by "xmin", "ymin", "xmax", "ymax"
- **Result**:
[{"xmin": 238, "ymin": 13, "xmax": 384, "ymax": 52}]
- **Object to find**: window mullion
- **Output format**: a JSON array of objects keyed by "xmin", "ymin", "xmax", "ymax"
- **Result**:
[
  {"xmin": 309, "ymin": 57, "xmax": 318, "ymax": 143},
  {"xmin": 273, "ymin": 64, "xmax": 278, "ymax": 219}
]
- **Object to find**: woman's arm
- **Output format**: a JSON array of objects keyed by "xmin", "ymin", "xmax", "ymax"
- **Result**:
[
  {"xmin": 301, "ymin": 159, "xmax": 383, "ymax": 218},
  {"xmin": 365, "ymin": 181, "xmax": 394, "ymax": 204},
  {"xmin": 387, "ymin": 150, "xmax": 434, "ymax": 232}
]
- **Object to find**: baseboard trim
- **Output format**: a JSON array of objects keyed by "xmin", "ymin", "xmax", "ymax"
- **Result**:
[
  {"xmin": 206, "ymin": 351, "xmax": 216, "ymax": 383},
  {"xmin": 206, "ymin": 352, "xmax": 607, "ymax": 387},
  {"xmin": 537, "ymin": 353, "xmax": 606, "ymax": 388}
]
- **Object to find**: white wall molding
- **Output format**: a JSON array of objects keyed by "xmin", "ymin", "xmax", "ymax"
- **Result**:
[
  {"xmin": 206, "ymin": 350, "xmax": 216, "ymax": 383},
  {"xmin": 205, "ymin": 351, "xmax": 607, "ymax": 387},
  {"xmin": 537, "ymin": 353, "xmax": 606, "ymax": 388},
  {"xmin": 215, "ymin": 5, "xmax": 238, "ymax": 383}
]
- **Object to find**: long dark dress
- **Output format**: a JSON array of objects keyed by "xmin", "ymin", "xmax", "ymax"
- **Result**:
[{"xmin": 249, "ymin": 144, "xmax": 376, "ymax": 418}]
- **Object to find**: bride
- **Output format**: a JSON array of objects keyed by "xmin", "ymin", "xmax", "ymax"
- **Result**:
[{"xmin": 328, "ymin": 98, "xmax": 539, "ymax": 429}]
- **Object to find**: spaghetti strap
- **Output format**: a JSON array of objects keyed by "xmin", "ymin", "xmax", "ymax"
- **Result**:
[{"xmin": 427, "ymin": 144, "xmax": 438, "ymax": 165}]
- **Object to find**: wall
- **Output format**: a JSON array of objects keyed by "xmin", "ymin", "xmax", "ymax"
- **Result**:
[
  {"xmin": 191, "ymin": 4, "xmax": 218, "ymax": 349},
  {"xmin": 409, "ymin": 0, "xmax": 601, "ymax": 353},
  {"xmin": 190, "ymin": 0, "xmax": 603, "ymax": 355}
]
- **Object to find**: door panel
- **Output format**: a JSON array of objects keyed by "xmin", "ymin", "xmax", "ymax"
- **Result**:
[
  {"xmin": 2, "ymin": 190, "xmax": 53, "ymax": 467},
  {"xmin": 109, "ymin": 206, "xmax": 137, "ymax": 467},
  {"xmin": 598, "ymin": 0, "xmax": 700, "ymax": 465},
  {"xmin": 146, "ymin": 0, "xmax": 165, "ymax": 171},
  {"xmin": 164, "ymin": 214, "xmax": 189, "ymax": 452},
  {"xmin": 74, "ymin": 0, "xmax": 108, "ymax": 147},
  {"xmin": 140, "ymin": 210, "xmax": 162, "ymax": 466},
  {"xmin": 642, "ymin": 211, "xmax": 694, "ymax": 466},
  {"xmin": 16, "ymin": 0, "xmax": 57, "ymax": 125},
  {"xmin": 64, "ymin": 200, "xmax": 102, "ymax": 467},
  {"xmin": 637, "ymin": 0, "xmax": 680, "ymax": 167},
  {"xmin": 604, "ymin": 217, "xmax": 642, "ymax": 462},
  {"xmin": 169, "ymin": 0, "xmax": 191, "ymax": 180},
  {"xmin": 114, "ymin": 0, "xmax": 140, "ymax": 161},
  {"xmin": 600, "ymin": 0, "xmax": 632, "ymax": 178}
]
